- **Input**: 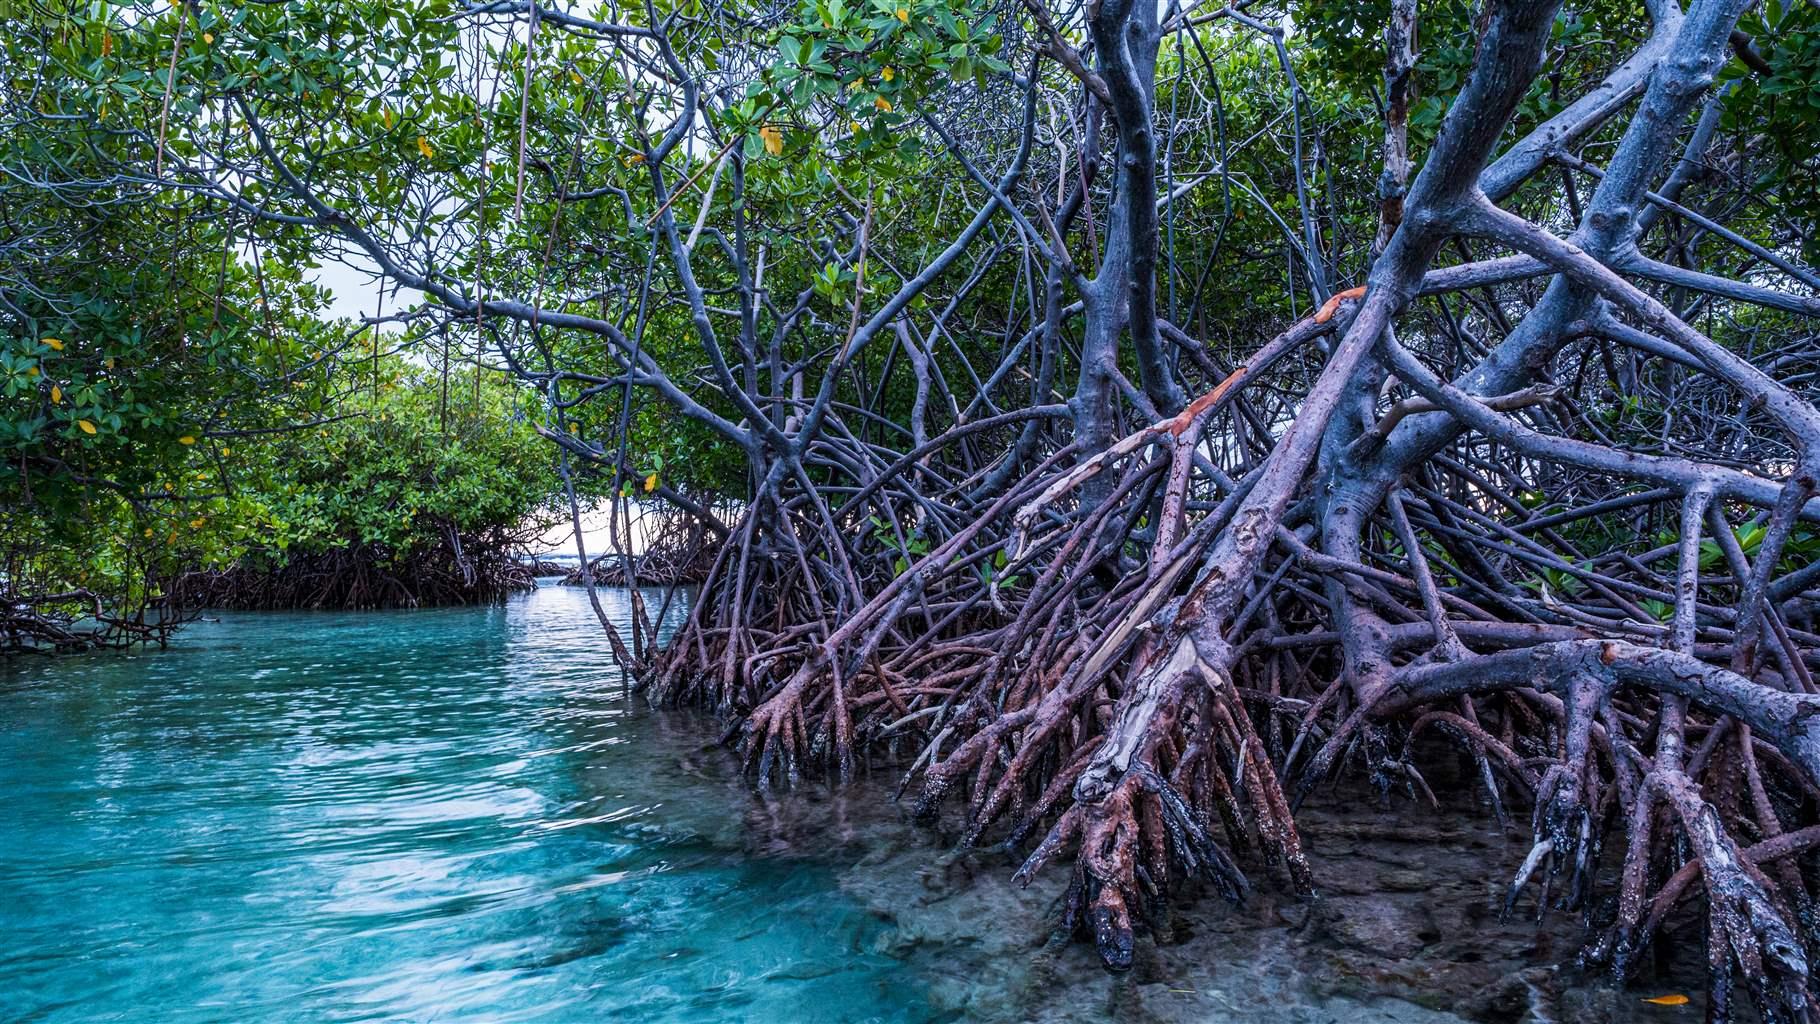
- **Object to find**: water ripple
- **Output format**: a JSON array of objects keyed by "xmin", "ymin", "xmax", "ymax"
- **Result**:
[{"xmin": 0, "ymin": 585, "xmax": 924, "ymax": 1024}]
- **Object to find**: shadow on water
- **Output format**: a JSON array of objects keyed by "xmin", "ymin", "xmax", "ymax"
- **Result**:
[{"xmin": 0, "ymin": 584, "xmax": 1687, "ymax": 1023}]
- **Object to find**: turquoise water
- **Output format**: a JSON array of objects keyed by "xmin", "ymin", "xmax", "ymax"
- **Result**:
[
  {"xmin": 0, "ymin": 586, "xmax": 935, "ymax": 1023},
  {"xmin": 2, "ymin": 583, "xmax": 1575, "ymax": 1023}
]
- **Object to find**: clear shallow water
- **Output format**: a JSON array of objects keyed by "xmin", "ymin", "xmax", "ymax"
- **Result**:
[
  {"xmin": 0, "ymin": 586, "xmax": 930, "ymax": 1023},
  {"xmin": 1, "ymin": 583, "xmax": 1645, "ymax": 1024}
]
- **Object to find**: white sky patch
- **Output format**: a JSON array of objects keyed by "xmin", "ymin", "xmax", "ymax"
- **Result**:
[{"xmin": 313, "ymin": 256, "xmax": 394, "ymax": 323}]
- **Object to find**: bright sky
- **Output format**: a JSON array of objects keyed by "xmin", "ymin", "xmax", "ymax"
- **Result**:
[
  {"xmin": 531, "ymin": 506, "xmax": 659, "ymax": 560},
  {"xmin": 313, "ymin": 256, "xmax": 393, "ymax": 324}
]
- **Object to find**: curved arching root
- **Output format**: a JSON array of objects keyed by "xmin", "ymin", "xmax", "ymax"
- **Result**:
[
  {"xmin": 645, "ymin": 348, "xmax": 1820, "ymax": 1010},
  {"xmin": 628, "ymin": 1, "xmax": 1820, "ymax": 1008}
]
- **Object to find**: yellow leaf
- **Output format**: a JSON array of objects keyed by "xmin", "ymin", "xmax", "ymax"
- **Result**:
[
  {"xmin": 144, "ymin": 528, "xmax": 154, "ymax": 538},
  {"xmin": 874, "ymin": 96, "xmax": 893, "ymax": 112},
  {"xmin": 383, "ymin": 109, "xmax": 393, "ymax": 129},
  {"xmin": 570, "ymin": 69, "xmax": 583, "ymax": 85},
  {"xmin": 50, "ymin": 385, "xmax": 62, "ymax": 403},
  {"xmin": 202, "ymin": 31, "xmax": 214, "ymax": 44},
  {"xmin": 417, "ymin": 135, "xmax": 434, "ymax": 159},
  {"xmin": 179, "ymin": 435, "xmax": 196, "ymax": 445},
  {"xmin": 1642, "ymin": 995, "xmax": 1689, "ymax": 1006},
  {"xmin": 76, "ymin": 419, "xmax": 96, "ymax": 434},
  {"xmin": 102, "ymin": 31, "xmax": 113, "ymax": 56},
  {"xmin": 26, "ymin": 365, "xmax": 38, "ymax": 377},
  {"xmin": 895, "ymin": 6, "xmax": 909, "ymax": 21},
  {"xmin": 644, "ymin": 473, "xmax": 658, "ymax": 492},
  {"xmin": 759, "ymin": 124, "xmax": 783, "ymax": 156},
  {"xmin": 881, "ymin": 66, "xmax": 895, "ymax": 81},
  {"xmin": 43, "ymin": 337, "xmax": 64, "ymax": 351},
  {"xmin": 105, "ymin": 357, "xmax": 116, "ymax": 369},
  {"xmin": 190, "ymin": 518, "xmax": 206, "ymax": 529}
]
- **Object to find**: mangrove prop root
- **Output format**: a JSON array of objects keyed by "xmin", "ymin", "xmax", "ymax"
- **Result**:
[
  {"xmin": 625, "ymin": 4, "xmax": 1820, "ymax": 1012},
  {"xmin": 173, "ymin": 535, "xmax": 537, "ymax": 611}
]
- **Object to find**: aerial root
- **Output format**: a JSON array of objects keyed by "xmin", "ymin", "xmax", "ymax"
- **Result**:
[
  {"xmin": 1016, "ymin": 748, "xmax": 1276, "ymax": 970},
  {"xmin": 1507, "ymin": 676, "xmax": 1608, "ymax": 915},
  {"xmin": 1130, "ymin": 761, "xmax": 1250, "ymax": 903},
  {"xmin": 1611, "ymin": 772, "xmax": 1812, "ymax": 1021},
  {"xmin": 636, "ymin": 329, "xmax": 1820, "ymax": 1017},
  {"xmin": 744, "ymin": 669, "xmax": 811, "ymax": 789},
  {"xmin": 1080, "ymin": 777, "xmax": 1142, "ymax": 970}
]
